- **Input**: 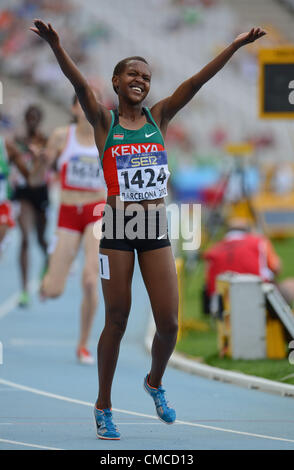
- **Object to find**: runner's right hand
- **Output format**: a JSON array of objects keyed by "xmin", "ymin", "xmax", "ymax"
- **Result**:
[{"xmin": 30, "ymin": 19, "xmax": 60, "ymax": 48}]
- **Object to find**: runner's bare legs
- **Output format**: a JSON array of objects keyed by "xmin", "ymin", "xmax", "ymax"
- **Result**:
[
  {"xmin": 96, "ymin": 249, "xmax": 135, "ymax": 409},
  {"xmin": 78, "ymin": 221, "xmax": 102, "ymax": 350},
  {"xmin": 138, "ymin": 246, "xmax": 179, "ymax": 388}
]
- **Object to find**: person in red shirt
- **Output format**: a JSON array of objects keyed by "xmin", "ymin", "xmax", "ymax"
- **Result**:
[{"xmin": 203, "ymin": 219, "xmax": 282, "ymax": 311}]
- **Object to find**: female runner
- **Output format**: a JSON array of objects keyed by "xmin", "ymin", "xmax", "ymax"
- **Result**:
[
  {"xmin": 0, "ymin": 137, "xmax": 31, "ymax": 246},
  {"xmin": 36, "ymin": 95, "xmax": 106, "ymax": 364},
  {"xmin": 11, "ymin": 105, "xmax": 48, "ymax": 307},
  {"xmin": 31, "ymin": 19, "xmax": 266, "ymax": 439}
]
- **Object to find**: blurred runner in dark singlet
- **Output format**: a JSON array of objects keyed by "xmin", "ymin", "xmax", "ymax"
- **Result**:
[
  {"xmin": 0, "ymin": 136, "xmax": 31, "ymax": 247},
  {"xmin": 11, "ymin": 105, "xmax": 49, "ymax": 307}
]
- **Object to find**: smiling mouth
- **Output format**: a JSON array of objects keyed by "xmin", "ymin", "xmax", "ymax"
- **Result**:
[{"xmin": 130, "ymin": 86, "xmax": 143, "ymax": 94}]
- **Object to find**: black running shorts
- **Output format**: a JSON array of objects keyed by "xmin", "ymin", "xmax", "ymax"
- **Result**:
[
  {"xmin": 100, "ymin": 206, "xmax": 171, "ymax": 253},
  {"xmin": 12, "ymin": 184, "xmax": 49, "ymax": 213}
]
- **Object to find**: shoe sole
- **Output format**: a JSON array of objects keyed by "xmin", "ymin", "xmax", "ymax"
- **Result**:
[
  {"xmin": 77, "ymin": 357, "xmax": 95, "ymax": 365},
  {"xmin": 143, "ymin": 382, "xmax": 175, "ymax": 425},
  {"xmin": 93, "ymin": 411, "xmax": 121, "ymax": 440},
  {"xmin": 97, "ymin": 434, "xmax": 120, "ymax": 440}
]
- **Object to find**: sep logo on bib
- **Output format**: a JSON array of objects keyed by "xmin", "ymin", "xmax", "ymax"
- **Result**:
[{"xmin": 116, "ymin": 151, "xmax": 170, "ymax": 201}]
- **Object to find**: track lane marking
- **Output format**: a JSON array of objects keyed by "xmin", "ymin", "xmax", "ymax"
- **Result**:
[
  {"xmin": 0, "ymin": 279, "xmax": 39, "ymax": 319},
  {"xmin": 0, "ymin": 438, "xmax": 63, "ymax": 450},
  {"xmin": 1, "ymin": 378, "xmax": 294, "ymax": 445}
]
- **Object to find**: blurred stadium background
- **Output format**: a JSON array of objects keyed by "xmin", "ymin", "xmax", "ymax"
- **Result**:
[
  {"xmin": 1, "ymin": 0, "xmax": 294, "ymax": 214},
  {"xmin": 1, "ymin": 0, "xmax": 294, "ymax": 382}
]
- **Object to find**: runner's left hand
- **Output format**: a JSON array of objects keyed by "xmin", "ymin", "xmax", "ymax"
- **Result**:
[{"xmin": 233, "ymin": 27, "xmax": 266, "ymax": 49}]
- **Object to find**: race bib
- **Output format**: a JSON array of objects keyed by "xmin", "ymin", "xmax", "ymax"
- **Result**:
[
  {"xmin": 65, "ymin": 156, "xmax": 103, "ymax": 190},
  {"xmin": 0, "ymin": 176, "xmax": 7, "ymax": 202},
  {"xmin": 99, "ymin": 253, "xmax": 110, "ymax": 280},
  {"xmin": 117, "ymin": 151, "xmax": 170, "ymax": 201}
]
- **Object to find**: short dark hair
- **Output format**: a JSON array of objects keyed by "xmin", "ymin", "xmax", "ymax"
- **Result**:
[
  {"xmin": 112, "ymin": 56, "xmax": 149, "ymax": 94},
  {"xmin": 24, "ymin": 105, "xmax": 43, "ymax": 122}
]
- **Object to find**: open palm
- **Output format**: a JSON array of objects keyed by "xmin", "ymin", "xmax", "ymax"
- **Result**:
[
  {"xmin": 233, "ymin": 27, "xmax": 266, "ymax": 48},
  {"xmin": 30, "ymin": 19, "xmax": 60, "ymax": 47}
]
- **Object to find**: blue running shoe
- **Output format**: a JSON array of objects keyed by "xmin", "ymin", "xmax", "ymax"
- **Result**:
[
  {"xmin": 93, "ymin": 407, "xmax": 120, "ymax": 440},
  {"xmin": 144, "ymin": 374, "xmax": 176, "ymax": 424}
]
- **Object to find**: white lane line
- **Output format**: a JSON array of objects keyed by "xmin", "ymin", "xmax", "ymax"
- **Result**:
[
  {"xmin": 0, "ymin": 293, "xmax": 22, "ymax": 319},
  {"xmin": 1, "ymin": 378, "xmax": 294, "ymax": 445},
  {"xmin": 0, "ymin": 279, "xmax": 39, "ymax": 320},
  {"xmin": 0, "ymin": 378, "xmax": 94, "ymax": 407},
  {"xmin": 0, "ymin": 438, "xmax": 63, "ymax": 450}
]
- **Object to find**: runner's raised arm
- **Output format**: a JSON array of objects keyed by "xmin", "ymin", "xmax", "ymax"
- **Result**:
[
  {"xmin": 152, "ymin": 27, "xmax": 266, "ymax": 129},
  {"xmin": 30, "ymin": 20, "xmax": 109, "ymax": 128}
]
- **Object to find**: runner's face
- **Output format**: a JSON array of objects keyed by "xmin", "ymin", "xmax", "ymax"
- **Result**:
[
  {"xmin": 113, "ymin": 61, "xmax": 151, "ymax": 104},
  {"xmin": 25, "ymin": 108, "xmax": 41, "ymax": 131}
]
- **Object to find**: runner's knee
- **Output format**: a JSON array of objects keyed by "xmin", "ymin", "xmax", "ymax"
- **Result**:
[
  {"xmin": 37, "ymin": 232, "xmax": 47, "ymax": 250},
  {"xmin": 156, "ymin": 314, "xmax": 178, "ymax": 339},
  {"xmin": 42, "ymin": 276, "xmax": 64, "ymax": 298},
  {"xmin": 44, "ymin": 287, "xmax": 64, "ymax": 298},
  {"xmin": 82, "ymin": 271, "xmax": 98, "ymax": 296},
  {"xmin": 21, "ymin": 235, "xmax": 29, "ymax": 250},
  {"xmin": 105, "ymin": 307, "xmax": 130, "ymax": 338}
]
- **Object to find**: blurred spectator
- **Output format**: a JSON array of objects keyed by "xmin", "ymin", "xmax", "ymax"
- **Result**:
[
  {"xmin": 277, "ymin": 0, "xmax": 294, "ymax": 14},
  {"xmin": 202, "ymin": 218, "xmax": 294, "ymax": 312},
  {"xmin": 250, "ymin": 132, "xmax": 275, "ymax": 150},
  {"xmin": 210, "ymin": 126, "xmax": 228, "ymax": 147},
  {"xmin": 166, "ymin": 122, "xmax": 193, "ymax": 151},
  {"xmin": 0, "ymin": 1, "xmax": 111, "ymax": 106},
  {"xmin": 224, "ymin": 164, "xmax": 260, "ymax": 203}
]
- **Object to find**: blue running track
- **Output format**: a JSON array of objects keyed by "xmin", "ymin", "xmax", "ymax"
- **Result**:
[{"xmin": 0, "ymin": 207, "xmax": 294, "ymax": 450}]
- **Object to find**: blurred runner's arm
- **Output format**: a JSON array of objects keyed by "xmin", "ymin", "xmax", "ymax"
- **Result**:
[
  {"xmin": 5, "ymin": 139, "xmax": 30, "ymax": 180},
  {"xmin": 152, "ymin": 27, "xmax": 266, "ymax": 129},
  {"xmin": 30, "ymin": 20, "xmax": 109, "ymax": 128},
  {"xmin": 27, "ymin": 126, "xmax": 68, "ymax": 186},
  {"xmin": 265, "ymin": 239, "xmax": 282, "ymax": 275},
  {"xmin": 44, "ymin": 127, "xmax": 68, "ymax": 167}
]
